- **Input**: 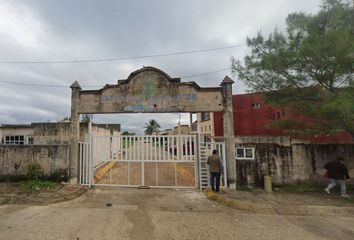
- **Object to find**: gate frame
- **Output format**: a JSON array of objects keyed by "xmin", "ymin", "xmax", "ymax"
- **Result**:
[
  {"xmin": 70, "ymin": 67, "xmax": 235, "ymax": 188},
  {"xmin": 80, "ymin": 132, "xmax": 199, "ymax": 188}
]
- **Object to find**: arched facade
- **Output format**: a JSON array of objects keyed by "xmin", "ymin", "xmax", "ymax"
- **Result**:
[{"xmin": 70, "ymin": 67, "xmax": 236, "ymax": 188}]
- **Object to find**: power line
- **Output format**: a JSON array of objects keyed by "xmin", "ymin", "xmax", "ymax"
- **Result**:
[
  {"xmin": 0, "ymin": 80, "xmax": 69, "ymax": 88},
  {"xmin": 0, "ymin": 44, "xmax": 245, "ymax": 64},
  {"xmin": 181, "ymin": 67, "xmax": 231, "ymax": 79},
  {"xmin": 0, "ymin": 67, "xmax": 232, "ymax": 88}
]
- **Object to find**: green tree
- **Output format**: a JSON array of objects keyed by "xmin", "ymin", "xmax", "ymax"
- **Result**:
[
  {"xmin": 232, "ymin": 0, "xmax": 354, "ymax": 139},
  {"xmin": 144, "ymin": 119, "xmax": 161, "ymax": 135},
  {"xmin": 122, "ymin": 131, "xmax": 135, "ymax": 136}
]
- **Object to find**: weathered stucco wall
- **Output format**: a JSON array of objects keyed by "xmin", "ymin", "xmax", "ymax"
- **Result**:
[
  {"xmin": 33, "ymin": 122, "xmax": 91, "ymax": 144},
  {"xmin": 0, "ymin": 145, "xmax": 69, "ymax": 180},
  {"xmin": 236, "ymin": 136, "xmax": 354, "ymax": 186},
  {"xmin": 33, "ymin": 123, "xmax": 72, "ymax": 145},
  {"xmin": 78, "ymin": 67, "xmax": 223, "ymax": 114},
  {"xmin": 32, "ymin": 122, "xmax": 116, "ymax": 144},
  {"xmin": 0, "ymin": 123, "xmax": 118, "ymax": 180},
  {"xmin": 311, "ymin": 144, "xmax": 354, "ymax": 177}
]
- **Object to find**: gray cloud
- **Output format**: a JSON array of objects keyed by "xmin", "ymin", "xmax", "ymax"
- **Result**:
[{"xmin": 0, "ymin": 0, "xmax": 321, "ymax": 132}]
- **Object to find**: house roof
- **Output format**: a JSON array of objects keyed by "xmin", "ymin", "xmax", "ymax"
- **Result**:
[{"xmin": 0, "ymin": 124, "xmax": 32, "ymax": 129}]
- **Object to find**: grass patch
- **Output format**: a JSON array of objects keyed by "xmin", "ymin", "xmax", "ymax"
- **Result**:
[
  {"xmin": 236, "ymin": 185, "xmax": 253, "ymax": 191},
  {"xmin": 1, "ymin": 198, "xmax": 14, "ymax": 205},
  {"xmin": 275, "ymin": 182, "xmax": 354, "ymax": 195},
  {"xmin": 19, "ymin": 180, "xmax": 56, "ymax": 193},
  {"xmin": 274, "ymin": 183, "xmax": 325, "ymax": 193},
  {"xmin": 344, "ymin": 197, "xmax": 354, "ymax": 203}
]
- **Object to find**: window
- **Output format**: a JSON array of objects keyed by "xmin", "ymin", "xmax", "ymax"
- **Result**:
[
  {"xmin": 277, "ymin": 112, "xmax": 280, "ymax": 119},
  {"xmin": 27, "ymin": 137, "xmax": 34, "ymax": 145},
  {"xmin": 5, "ymin": 135, "xmax": 24, "ymax": 145},
  {"xmin": 282, "ymin": 109, "xmax": 286, "ymax": 116},
  {"xmin": 251, "ymin": 103, "xmax": 260, "ymax": 108},
  {"xmin": 204, "ymin": 135, "xmax": 211, "ymax": 143},
  {"xmin": 201, "ymin": 112, "xmax": 210, "ymax": 121},
  {"xmin": 236, "ymin": 148, "xmax": 255, "ymax": 160}
]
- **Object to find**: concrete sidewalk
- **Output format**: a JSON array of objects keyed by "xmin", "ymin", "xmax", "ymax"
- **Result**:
[
  {"xmin": 205, "ymin": 188, "xmax": 354, "ymax": 216},
  {"xmin": 1, "ymin": 187, "xmax": 354, "ymax": 240}
]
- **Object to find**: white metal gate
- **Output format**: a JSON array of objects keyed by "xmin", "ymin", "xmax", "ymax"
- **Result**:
[
  {"xmin": 80, "ymin": 135, "xmax": 197, "ymax": 188},
  {"xmin": 79, "ymin": 142, "xmax": 91, "ymax": 186},
  {"xmin": 198, "ymin": 140, "xmax": 227, "ymax": 190}
]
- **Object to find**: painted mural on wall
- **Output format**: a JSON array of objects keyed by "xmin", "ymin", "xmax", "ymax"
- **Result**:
[{"xmin": 78, "ymin": 67, "xmax": 223, "ymax": 113}]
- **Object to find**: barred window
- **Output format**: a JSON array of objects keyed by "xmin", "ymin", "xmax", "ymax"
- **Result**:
[
  {"xmin": 236, "ymin": 148, "xmax": 255, "ymax": 160},
  {"xmin": 251, "ymin": 103, "xmax": 260, "ymax": 108},
  {"xmin": 5, "ymin": 135, "xmax": 24, "ymax": 145}
]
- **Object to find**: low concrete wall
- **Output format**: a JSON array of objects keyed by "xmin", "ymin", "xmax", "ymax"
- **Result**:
[
  {"xmin": 236, "ymin": 136, "xmax": 354, "ymax": 186},
  {"xmin": 0, "ymin": 144, "xmax": 69, "ymax": 180}
]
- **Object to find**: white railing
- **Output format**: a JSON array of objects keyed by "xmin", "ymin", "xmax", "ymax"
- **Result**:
[
  {"xmin": 79, "ymin": 142, "xmax": 91, "ymax": 186},
  {"xmin": 198, "ymin": 135, "xmax": 227, "ymax": 190}
]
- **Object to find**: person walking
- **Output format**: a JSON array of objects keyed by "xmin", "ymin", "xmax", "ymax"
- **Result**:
[
  {"xmin": 207, "ymin": 149, "xmax": 221, "ymax": 192},
  {"xmin": 324, "ymin": 157, "xmax": 351, "ymax": 198}
]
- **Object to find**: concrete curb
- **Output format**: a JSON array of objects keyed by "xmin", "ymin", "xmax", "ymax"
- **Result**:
[
  {"xmin": 50, "ymin": 185, "xmax": 89, "ymax": 207},
  {"xmin": 204, "ymin": 190, "xmax": 354, "ymax": 216}
]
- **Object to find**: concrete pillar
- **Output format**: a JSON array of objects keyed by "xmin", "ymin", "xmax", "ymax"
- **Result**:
[
  {"xmin": 69, "ymin": 81, "xmax": 81, "ymax": 183},
  {"xmin": 220, "ymin": 76, "xmax": 236, "ymax": 189}
]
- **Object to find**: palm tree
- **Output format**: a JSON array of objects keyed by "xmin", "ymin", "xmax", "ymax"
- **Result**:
[{"xmin": 144, "ymin": 119, "xmax": 161, "ymax": 135}]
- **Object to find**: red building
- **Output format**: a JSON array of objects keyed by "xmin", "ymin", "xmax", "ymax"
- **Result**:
[{"xmin": 214, "ymin": 93, "xmax": 352, "ymax": 144}]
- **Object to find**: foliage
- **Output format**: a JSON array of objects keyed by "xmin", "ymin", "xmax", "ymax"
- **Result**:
[
  {"xmin": 236, "ymin": 184, "xmax": 253, "ymax": 191},
  {"xmin": 232, "ymin": 0, "xmax": 354, "ymax": 139},
  {"xmin": 122, "ymin": 138, "xmax": 135, "ymax": 148},
  {"xmin": 144, "ymin": 119, "xmax": 161, "ymax": 135},
  {"xmin": 81, "ymin": 114, "xmax": 92, "ymax": 123},
  {"xmin": 274, "ymin": 183, "xmax": 324, "ymax": 193},
  {"xmin": 27, "ymin": 162, "xmax": 44, "ymax": 181},
  {"xmin": 1, "ymin": 198, "xmax": 14, "ymax": 205},
  {"xmin": 122, "ymin": 131, "xmax": 136, "ymax": 136},
  {"xmin": 19, "ymin": 180, "xmax": 56, "ymax": 193}
]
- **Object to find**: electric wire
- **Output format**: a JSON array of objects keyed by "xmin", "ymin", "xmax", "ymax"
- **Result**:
[
  {"xmin": 0, "ymin": 44, "xmax": 245, "ymax": 64},
  {"xmin": 181, "ymin": 67, "xmax": 231, "ymax": 79},
  {"xmin": 0, "ymin": 67, "xmax": 232, "ymax": 88}
]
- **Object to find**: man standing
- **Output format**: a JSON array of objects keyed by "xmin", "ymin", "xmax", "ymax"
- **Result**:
[
  {"xmin": 324, "ymin": 157, "xmax": 351, "ymax": 198},
  {"xmin": 207, "ymin": 149, "xmax": 221, "ymax": 192}
]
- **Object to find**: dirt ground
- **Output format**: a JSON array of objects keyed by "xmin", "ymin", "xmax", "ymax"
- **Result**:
[
  {"xmin": 1, "ymin": 180, "xmax": 353, "ymax": 208},
  {"xmin": 220, "ymin": 188, "xmax": 354, "ymax": 207},
  {"xmin": 0, "ymin": 182, "xmax": 87, "ymax": 205}
]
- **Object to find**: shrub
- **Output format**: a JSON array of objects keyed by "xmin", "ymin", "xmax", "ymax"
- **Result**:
[
  {"xmin": 19, "ymin": 180, "xmax": 55, "ymax": 192},
  {"xmin": 27, "ymin": 162, "xmax": 44, "ymax": 180}
]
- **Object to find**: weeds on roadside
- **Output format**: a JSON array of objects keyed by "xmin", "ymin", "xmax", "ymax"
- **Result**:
[
  {"xmin": 19, "ymin": 180, "xmax": 56, "ymax": 193},
  {"xmin": 27, "ymin": 162, "xmax": 44, "ymax": 180},
  {"xmin": 1, "ymin": 197, "xmax": 14, "ymax": 205},
  {"xmin": 18, "ymin": 162, "xmax": 56, "ymax": 193},
  {"xmin": 236, "ymin": 184, "xmax": 253, "ymax": 191},
  {"xmin": 273, "ymin": 181, "xmax": 354, "ymax": 194},
  {"xmin": 274, "ymin": 183, "xmax": 324, "ymax": 193}
]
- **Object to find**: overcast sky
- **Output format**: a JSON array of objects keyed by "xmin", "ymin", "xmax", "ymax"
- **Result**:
[{"xmin": 0, "ymin": 0, "xmax": 322, "ymax": 134}]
